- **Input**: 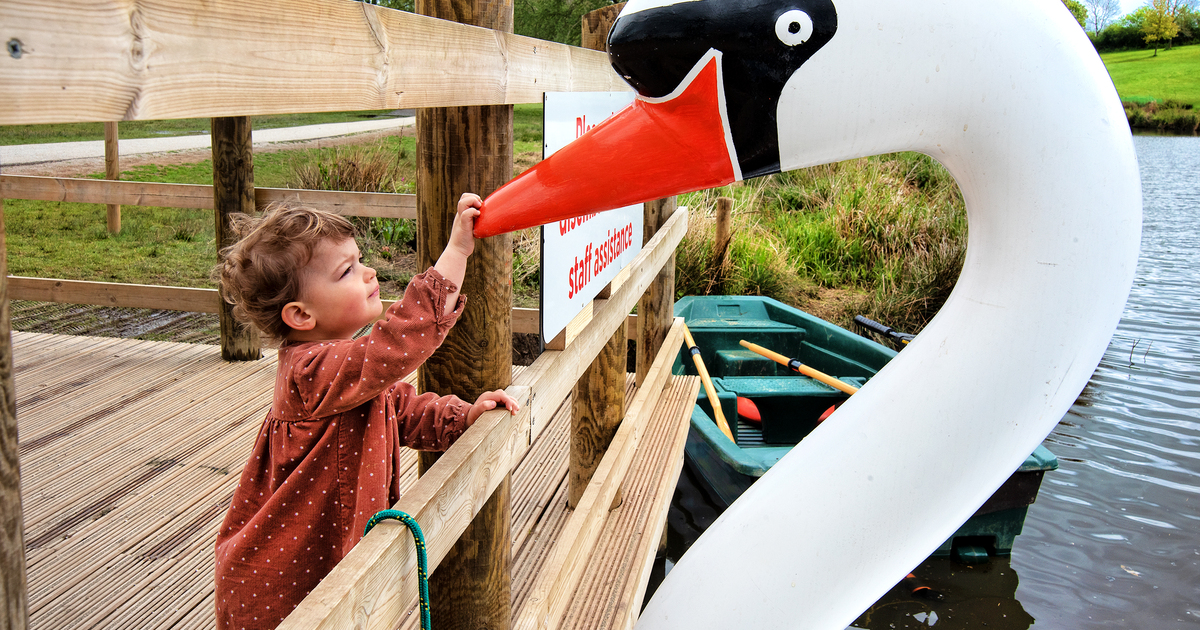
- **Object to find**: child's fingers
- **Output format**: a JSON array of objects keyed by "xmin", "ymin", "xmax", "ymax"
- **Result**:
[
  {"xmin": 480, "ymin": 389, "xmax": 520, "ymax": 414},
  {"xmin": 458, "ymin": 193, "xmax": 483, "ymax": 211}
]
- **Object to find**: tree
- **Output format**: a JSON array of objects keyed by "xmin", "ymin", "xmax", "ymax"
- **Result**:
[
  {"xmin": 1083, "ymin": 0, "xmax": 1121, "ymax": 33},
  {"xmin": 1143, "ymin": 0, "xmax": 1182, "ymax": 54},
  {"xmin": 363, "ymin": 0, "xmax": 414, "ymax": 12},
  {"xmin": 1064, "ymin": 0, "xmax": 1089, "ymax": 28}
]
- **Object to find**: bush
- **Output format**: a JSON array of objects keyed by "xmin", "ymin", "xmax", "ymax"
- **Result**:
[
  {"xmin": 515, "ymin": 0, "xmax": 612, "ymax": 45},
  {"xmin": 1123, "ymin": 99, "xmax": 1200, "ymax": 133},
  {"xmin": 1092, "ymin": 6, "xmax": 1200, "ymax": 51},
  {"xmin": 287, "ymin": 141, "xmax": 418, "ymax": 253}
]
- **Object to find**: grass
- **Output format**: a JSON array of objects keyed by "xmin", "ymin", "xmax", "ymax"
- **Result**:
[
  {"xmin": 0, "ymin": 110, "xmax": 408, "ymax": 146},
  {"xmin": 3, "ymin": 134, "xmax": 418, "ymax": 291},
  {"xmin": 676, "ymin": 152, "xmax": 966, "ymax": 335},
  {"xmin": 6, "ymin": 103, "xmax": 966, "ymax": 339},
  {"xmin": 1100, "ymin": 43, "xmax": 1200, "ymax": 106}
]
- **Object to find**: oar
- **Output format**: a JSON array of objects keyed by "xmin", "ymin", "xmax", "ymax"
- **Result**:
[
  {"xmin": 738, "ymin": 340, "xmax": 860, "ymax": 395},
  {"xmin": 853, "ymin": 315, "xmax": 915, "ymax": 345},
  {"xmin": 682, "ymin": 324, "xmax": 736, "ymax": 442}
]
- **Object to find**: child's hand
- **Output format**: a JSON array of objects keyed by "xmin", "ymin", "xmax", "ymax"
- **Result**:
[
  {"xmin": 466, "ymin": 389, "xmax": 521, "ymax": 425},
  {"xmin": 448, "ymin": 193, "xmax": 482, "ymax": 258}
]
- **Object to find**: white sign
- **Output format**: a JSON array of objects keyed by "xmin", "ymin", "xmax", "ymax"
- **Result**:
[{"xmin": 540, "ymin": 92, "xmax": 643, "ymax": 345}]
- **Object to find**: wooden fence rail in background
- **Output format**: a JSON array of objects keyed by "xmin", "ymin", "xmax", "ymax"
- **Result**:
[
  {"xmin": 1, "ymin": 0, "xmax": 629, "ymax": 125},
  {"xmin": 1, "ymin": 175, "xmax": 419, "ymax": 219}
]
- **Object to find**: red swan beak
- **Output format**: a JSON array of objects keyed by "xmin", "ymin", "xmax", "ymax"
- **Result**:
[{"xmin": 474, "ymin": 53, "xmax": 739, "ymax": 238}]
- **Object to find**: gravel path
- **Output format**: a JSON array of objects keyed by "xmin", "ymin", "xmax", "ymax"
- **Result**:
[{"xmin": 1, "ymin": 116, "xmax": 414, "ymax": 167}]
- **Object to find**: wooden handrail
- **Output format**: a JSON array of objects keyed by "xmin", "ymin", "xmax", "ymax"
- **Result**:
[
  {"xmin": 5, "ymin": 277, "xmax": 641, "ymax": 339},
  {"xmin": 1, "ymin": 175, "xmax": 418, "ymax": 219},
  {"xmin": 0, "ymin": 0, "xmax": 629, "ymax": 126},
  {"xmin": 515, "ymin": 318, "xmax": 685, "ymax": 630},
  {"xmin": 279, "ymin": 207, "xmax": 687, "ymax": 629}
]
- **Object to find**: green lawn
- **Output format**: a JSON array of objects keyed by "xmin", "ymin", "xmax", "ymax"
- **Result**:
[
  {"xmin": 1100, "ymin": 43, "xmax": 1200, "ymax": 106},
  {"xmin": 2, "ymin": 135, "xmax": 418, "ymax": 289}
]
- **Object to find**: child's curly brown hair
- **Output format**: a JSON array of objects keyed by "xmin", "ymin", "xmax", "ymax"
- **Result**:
[{"xmin": 216, "ymin": 202, "xmax": 357, "ymax": 341}]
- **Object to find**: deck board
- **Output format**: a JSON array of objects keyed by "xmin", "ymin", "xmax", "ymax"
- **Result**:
[{"xmin": 16, "ymin": 331, "xmax": 697, "ymax": 629}]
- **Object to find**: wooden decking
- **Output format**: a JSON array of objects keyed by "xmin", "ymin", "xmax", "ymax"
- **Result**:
[{"xmin": 14, "ymin": 331, "xmax": 699, "ymax": 629}]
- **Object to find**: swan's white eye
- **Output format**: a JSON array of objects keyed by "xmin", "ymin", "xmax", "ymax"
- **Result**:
[{"xmin": 775, "ymin": 10, "xmax": 813, "ymax": 46}]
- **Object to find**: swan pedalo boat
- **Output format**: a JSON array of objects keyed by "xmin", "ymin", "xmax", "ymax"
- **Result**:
[{"xmin": 474, "ymin": 0, "xmax": 1141, "ymax": 625}]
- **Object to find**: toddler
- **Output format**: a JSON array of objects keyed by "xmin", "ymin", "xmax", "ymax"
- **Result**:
[{"xmin": 212, "ymin": 194, "xmax": 518, "ymax": 630}]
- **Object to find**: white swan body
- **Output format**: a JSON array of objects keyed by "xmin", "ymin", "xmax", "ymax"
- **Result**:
[
  {"xmin": 635, "ymin": 1, "xmax": 1140, "ymax": 627},
  {"xmin": 475, "ymin": 0, "xmax": 1141, "ymax": 626}
]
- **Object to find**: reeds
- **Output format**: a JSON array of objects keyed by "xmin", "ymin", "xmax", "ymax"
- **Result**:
[{"xmin": 1123, "ymin": 99, "xmax": 1200, "ymax": 134}]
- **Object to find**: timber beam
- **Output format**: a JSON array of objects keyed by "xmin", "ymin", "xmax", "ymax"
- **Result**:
[{"xmin": 0, "ymin": 0, "xmax": 628, "ymax": 126}]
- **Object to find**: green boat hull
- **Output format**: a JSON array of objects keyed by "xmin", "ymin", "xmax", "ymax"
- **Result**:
[{"xmin": 673, "ymin": 296, "xmax": 1058, "ymax": 559}]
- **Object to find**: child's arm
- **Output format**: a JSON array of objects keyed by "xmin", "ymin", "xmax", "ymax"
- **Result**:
[
  {"xmin": 433, "ymin": 193, "xmax": 481, "ymax": 317},
  {"xmin": 395, "ymin": 388, "xmax": 520, "ymax": 451}
]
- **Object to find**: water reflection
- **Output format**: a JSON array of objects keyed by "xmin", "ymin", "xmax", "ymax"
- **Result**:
[
  {"xmin": 650, "ymin": 135, "xmax": 1200, "ymax": 627},
  {"xmin": 1012, "ymin": 135, "xmax": 1200, "ymax": 629},
  {"xmin": 853, "ymin": 557, "xmax": 1033, "ymax": 629}
]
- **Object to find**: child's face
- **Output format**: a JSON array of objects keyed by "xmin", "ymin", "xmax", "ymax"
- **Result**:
[{"xmin": 295, "ymin": 237, "xmax": 382, "ymax": 340}]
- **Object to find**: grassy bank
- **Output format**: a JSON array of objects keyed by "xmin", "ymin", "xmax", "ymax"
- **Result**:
[
  {"xmin": 5, "ymin": 103, "xmax": 962, "ymax": 340},
  {"xmin": 675, "ymin": 153, "xmax": 965, "ymax": 335},
  {"xmin": 1101, "ymin": 44, "xmax": 1200, "ymax": 106},
  {"xmin": 1100, "ymin": 44, "xmax": 1200, "ymax": 133}
]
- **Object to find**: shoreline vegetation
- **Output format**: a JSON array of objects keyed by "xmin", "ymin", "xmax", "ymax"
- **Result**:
[
  {"xmin": 1123, "ymin": 98, "xmax": 1199, "ymax": 134},
  {"xmin": 1102, "ymin": 43, "xmax": 1200, "ymax": 134}
]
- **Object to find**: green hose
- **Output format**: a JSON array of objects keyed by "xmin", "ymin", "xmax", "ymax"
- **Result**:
[{"xmin": 364, "ymin": 509, "xmax": 432, "ymax": 630}]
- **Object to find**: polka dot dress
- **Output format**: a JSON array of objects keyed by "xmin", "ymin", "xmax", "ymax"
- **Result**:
[{"xmin": 214, "ymin": 269, "xmax": 470, "ymax": 630}]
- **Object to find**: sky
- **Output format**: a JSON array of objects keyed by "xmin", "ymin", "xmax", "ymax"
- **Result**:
[{"xmin": 1118, "ymin": 0, "xmax": 1142, "ymax": 16}]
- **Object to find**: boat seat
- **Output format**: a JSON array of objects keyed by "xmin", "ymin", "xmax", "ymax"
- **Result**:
[
  {"xmin": 715, "ymin": 349, "xmax": 779, "ymax": 376},
  {"xmin": 715, "ymin": 375, "xmax": 867, "ymax": 396},
  {"xmin": 715, "ymin": 376, "xmax": 868, "ymax": 444}
]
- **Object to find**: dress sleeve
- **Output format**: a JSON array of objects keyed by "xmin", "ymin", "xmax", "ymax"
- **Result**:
[
  {"xmin": 389, "ymin": 384, "xmax": 472, "ymax": 451},
  {"xmin": 290, "ymin": 268, "xmax": 467, "ymax": 418}
]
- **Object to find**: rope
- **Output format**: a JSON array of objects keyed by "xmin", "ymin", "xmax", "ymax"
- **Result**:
[{"xmin": 363, "ymin": 509, "xmax": 432, "ymax": 630}]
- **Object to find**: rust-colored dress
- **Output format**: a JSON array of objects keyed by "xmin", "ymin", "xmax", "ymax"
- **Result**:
[{"xmin": 214, "ymin": 269, "xmax": 470, "ymax": 630}]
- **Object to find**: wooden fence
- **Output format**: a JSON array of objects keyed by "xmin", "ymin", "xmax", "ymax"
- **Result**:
[{"xmin": 1, "ymin": 1, "xmax": 683, "ymax": 629}]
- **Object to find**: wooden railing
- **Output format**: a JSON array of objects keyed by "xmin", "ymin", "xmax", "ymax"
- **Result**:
[
  {"xmin": 1, "ymin": 174, "xmax": 643, "ymax": 337},
  {"xmin": 1, "ymin": 1, "xmax": 682, "ymax": 629}
]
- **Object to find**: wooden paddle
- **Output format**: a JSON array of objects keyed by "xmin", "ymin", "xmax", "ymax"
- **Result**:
[
  {"xmin": 738, "ymin": 340, "xmax": 860, "ymax": 395},
  {"xmin": 682, "ymin": 324, "xmax": 736, "ymax": 442}
]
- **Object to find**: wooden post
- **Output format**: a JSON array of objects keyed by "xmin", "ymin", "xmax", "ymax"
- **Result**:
[
  {"xmin": 712, "ymin": 196, "xmax": 733, "ymax": 294},
  {"xmin": 636, "ymin": 197, "xmax": 677, "ymax": 386},
  {"xmin": 104, "ymin": 121, "xmax": 120, "ymax": 234},
  {"xmin": 569, "ymin": 3, "xmax": 630, "ymax": 510},
  {"xmin": 212, "ymin": 116, "xmax": 262, "ymax": 361},
  {"xmin": 581, "ymin": 2, "xmax": 626, "ymax": 50},
  {"xmin": 415, "ymin": 0, "xmax": 513, "ymax": 625},
  {"xmin": 0, "ymin": 188, "xmax": 30, "ymax": 630},
  {"xmin": 589, "ymin": 0, "xmax": 681, "ymax": 387}
]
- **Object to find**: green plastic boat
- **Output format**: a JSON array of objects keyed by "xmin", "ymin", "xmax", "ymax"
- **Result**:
[{"xmin": 673, "ymin": 295, "xmax": 1057, "ymax": 560}]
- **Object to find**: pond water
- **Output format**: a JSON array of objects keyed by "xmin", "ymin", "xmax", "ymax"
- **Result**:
[{"xmin": 652, "ymin": 134, "xmax": 1200, "ymax": 628}]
